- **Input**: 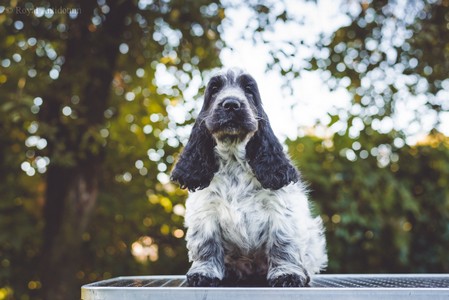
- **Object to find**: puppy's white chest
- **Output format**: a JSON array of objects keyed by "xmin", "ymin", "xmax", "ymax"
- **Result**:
[{"xmin": 212, "ymin": 173, "xmax": 270, "ymax": 249}]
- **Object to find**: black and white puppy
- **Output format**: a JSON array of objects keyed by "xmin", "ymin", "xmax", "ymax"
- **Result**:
[{"xmin": 171, "ymin": 69, "xmax": 327, "ymax": 287}]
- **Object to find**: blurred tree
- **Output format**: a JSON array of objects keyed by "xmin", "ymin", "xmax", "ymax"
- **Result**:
[
  {"xmin": 308, "ymin": 0, "xmax": 449, "ymax": 137},
  {"xmin": 1, "ymin": 0, "xmax": 224, "ymax": 299},
  {"xmin": 280, "ymin": 0, "xmax": 449, "ymax": 273},
  {"xmin": 250, "ymin": 0, "xmax": 448, "ymax": 136}
]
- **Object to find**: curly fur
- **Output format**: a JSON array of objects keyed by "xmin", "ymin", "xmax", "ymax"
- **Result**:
[{"xmin": 171, "ymin": 69, "xmax": 327, "ymax": 287}]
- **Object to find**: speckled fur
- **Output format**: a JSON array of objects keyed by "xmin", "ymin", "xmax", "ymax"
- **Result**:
[{"xmin": 184, "ymin": 140, "xmax": 327, "ymax": 286}]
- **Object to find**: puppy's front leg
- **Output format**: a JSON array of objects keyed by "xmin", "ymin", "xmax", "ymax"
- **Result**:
[
  {"xmin": 267, "ymin": 232, "xmax": 310, "ymax": 287},
  {"xmin": 185, "ymin": 218, "xmax": 225, "ymax": 287}
]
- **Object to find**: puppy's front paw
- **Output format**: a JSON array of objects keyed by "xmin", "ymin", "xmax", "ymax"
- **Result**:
[
  {"xmin": 187, "ymin": 273, "xmax": 220, "ymax": 287},
  {"xmin": 268, "ymin": 273, "xmax": 309, "ymax": 287}
]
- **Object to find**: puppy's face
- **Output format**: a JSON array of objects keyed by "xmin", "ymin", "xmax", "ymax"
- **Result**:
[
  {"xmin": 203, "ymin": 70, "xmax": 260, "ymax": 142},
  {"xmin": 171, "ymin": 68, "xmax": 299, "ymax": 191}
]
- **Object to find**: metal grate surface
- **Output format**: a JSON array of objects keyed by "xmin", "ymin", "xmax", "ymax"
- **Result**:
[
  {"xmin": 82, "ymin": 274, "xmax": 449, "ymax": 300},
  {"xmin": 310, "ymin": 274, "xmax": 449, "ymax": 288}
]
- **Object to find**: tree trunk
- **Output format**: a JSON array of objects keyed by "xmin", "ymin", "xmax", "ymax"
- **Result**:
[
  {"xmin": 39, "ymin": 1, "xmax": 134, "ymax": 299},
  {"xmin": 41, "ymin": 164, "xmax": 99, "ymax": 299}
]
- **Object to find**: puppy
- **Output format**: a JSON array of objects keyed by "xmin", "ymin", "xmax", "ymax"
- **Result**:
[{"xmin": 171, "ymin": 69, "xmax": 327, "ymax": 287}]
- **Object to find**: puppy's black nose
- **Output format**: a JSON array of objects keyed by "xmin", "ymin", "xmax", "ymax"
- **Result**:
[{"xmin": 221, "ymin": 98, "xmax": 241, "ymax": 111}]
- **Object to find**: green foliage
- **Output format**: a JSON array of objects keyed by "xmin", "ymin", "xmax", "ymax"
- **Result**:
[{"xmin": 288, "ymin": 131, "xmax": 449, "ymax": 273}]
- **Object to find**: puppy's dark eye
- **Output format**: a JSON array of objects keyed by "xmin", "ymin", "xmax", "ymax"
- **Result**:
[
  {"xmin": 208, "ymin": 81, "xmax": 221, "ymax": 97},
  {"xmin": 210, "ymin": 86, "xmax": 219, "ymax": 96},
  {"xmin": 245, "ymin": 85, "xmax": 253, "ymax": 94}
]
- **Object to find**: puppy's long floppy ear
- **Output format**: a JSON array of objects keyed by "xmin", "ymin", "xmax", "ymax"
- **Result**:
[
  {"xmin": 246, "ymin": 106, "xmax": 299, "ymax": 191},
  {"xmin": 171, "ymin": 114, "xmax": 218, "ymax": 191}
]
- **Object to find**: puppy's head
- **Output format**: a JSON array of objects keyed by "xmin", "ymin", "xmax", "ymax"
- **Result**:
[
  {"xmin": 171, "ymin": 69, "xmax": 299, "ymax": 191},
  {"xmin": 202, "ymin": 69, "xmax": 260, "ymax": 142}
]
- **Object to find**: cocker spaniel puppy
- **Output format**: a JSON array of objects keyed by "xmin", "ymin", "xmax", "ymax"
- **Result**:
[{"xmin": 171, "ymin": 69, "xmax": 327, "ymax": 287}]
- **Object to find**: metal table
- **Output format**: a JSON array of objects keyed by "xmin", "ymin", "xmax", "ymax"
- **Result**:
[{"xmin": 82, "ymin": 274, "xmax": 449, "ymax": 299}]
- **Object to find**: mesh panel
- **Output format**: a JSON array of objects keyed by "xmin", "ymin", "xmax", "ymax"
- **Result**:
[{"xmin": 87, "ymin": 275, "xmax": 449, "ymax": 288}]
